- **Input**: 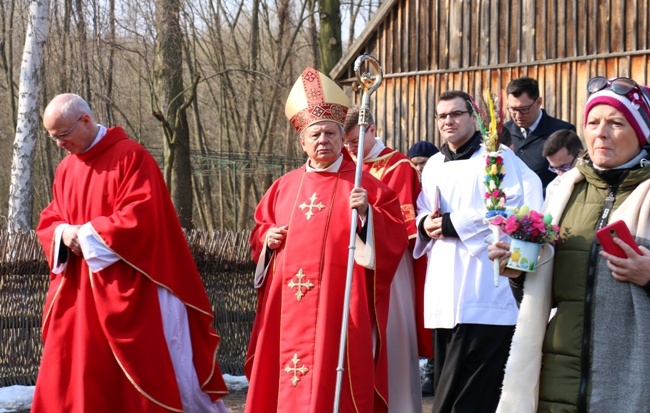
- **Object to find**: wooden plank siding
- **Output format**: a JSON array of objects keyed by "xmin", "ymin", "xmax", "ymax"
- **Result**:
[{"xmin": 331, "ymin": 0, "xmax": 650, "ymax": 152}]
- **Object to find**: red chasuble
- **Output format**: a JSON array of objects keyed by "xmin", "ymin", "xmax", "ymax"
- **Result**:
[
  {"xmin": 246, "ymin": 159, "xmax": 407, "ymax": 413},
  {"xmin": 35, "ymin": 127, "xmax": 227, "ymax": 413},
  {"xmin": 360, "ymin": 147, "xmax": 433, "ymax": 357}
]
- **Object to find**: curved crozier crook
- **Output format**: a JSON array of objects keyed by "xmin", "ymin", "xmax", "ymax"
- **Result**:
[{"xmin": 353, "ymin": 54, "xmax": 383, "ymax": 95}]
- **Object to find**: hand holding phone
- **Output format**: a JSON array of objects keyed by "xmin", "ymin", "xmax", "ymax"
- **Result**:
[{"xmin": 596, "ymin": 220, "xmax": 642, "ymax": 259}]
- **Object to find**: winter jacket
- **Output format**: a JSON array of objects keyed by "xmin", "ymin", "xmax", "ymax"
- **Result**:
[{"xmin": 496, "ymin": 150, "xmax": 650, "ymax": 413}]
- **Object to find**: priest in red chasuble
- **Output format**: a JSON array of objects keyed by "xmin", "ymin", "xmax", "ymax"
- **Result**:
[
  {"xmin": 344, "ymin": 106, "xmax": 433, "ymax": 413},
  {"xmin": 35, "ymin": 94, "xmax": 228, "ymax": 413},
  {"xmin": 245, "ymin": 68, "xmax": 408, "ymax": 413}
]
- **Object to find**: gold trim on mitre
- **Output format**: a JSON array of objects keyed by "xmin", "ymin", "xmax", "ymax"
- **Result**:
[{"xmin": 285, "ymin": 67, "xmax": 349, "ymax": 133}]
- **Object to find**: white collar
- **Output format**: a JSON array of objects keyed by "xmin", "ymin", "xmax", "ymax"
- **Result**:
[
  {"xmin": 305, "ymin": 154, "xmax": 343, "ymax": 172},
  {"xmin": 364, "ymin": 137, "xmax": 385, "ymax": 160},
  {"xmin": 82, "ymin": 124, "xmax": 108, "ymax": 153}
]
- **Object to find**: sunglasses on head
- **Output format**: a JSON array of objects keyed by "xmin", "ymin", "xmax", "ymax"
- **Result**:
[
  {"xmin": 587, "ymin": 76, "xmax": 650, "ymax": 128},
  {"xmin": 587, "ymin": 76, "xmax": 650, "ymax": 106}
]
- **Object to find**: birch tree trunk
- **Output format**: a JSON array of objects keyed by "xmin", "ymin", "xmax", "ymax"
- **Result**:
[{"xmin": 7, "ymin": 0, "xmax": 49, "ymax": 233}]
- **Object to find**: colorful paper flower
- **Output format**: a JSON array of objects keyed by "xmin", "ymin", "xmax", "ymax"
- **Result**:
[{"xmin": 492, "ymin": 206, "xmax": 560, "ymax": 244}]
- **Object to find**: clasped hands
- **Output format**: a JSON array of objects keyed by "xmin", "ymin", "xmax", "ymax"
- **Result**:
[{"xmin": 62, "ymin": 225, "xmax": 83, "ymax": 256}]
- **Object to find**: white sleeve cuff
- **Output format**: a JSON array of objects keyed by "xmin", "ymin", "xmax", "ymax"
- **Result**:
[
  {"xmin": 354, "ymin": 208, "xmax": 375, "ymax": 269},
  {"xmin": 78, "ymin": 224, "xmax": 120, "ymax": 272}
]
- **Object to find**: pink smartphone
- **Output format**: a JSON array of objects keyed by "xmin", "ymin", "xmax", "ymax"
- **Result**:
[{"xmin": 596, "ymin": 220, "xmax": 642, "ymax": 258}]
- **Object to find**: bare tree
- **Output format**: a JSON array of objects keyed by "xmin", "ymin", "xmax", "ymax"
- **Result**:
[
  {"xmin": 307, "ymin": 0, "xmax": 320, "ymax": 69},
  {"xmin": 74, "ymin": 0, "xmax": 91, "ymax": 102},
  {"xmin": 346, "ymin": 0, "xmax": 364, "ymax": 49},
  {"xmin": 0, "ymin": 0, "xmax": 378, "ymax": 231},
  {"xmin": 153, "ymin": 0, "xmax": 196, "ymax": 228},
  {"xmin": 103, "ymin": 0, "xmax": 116, "ymax": 125},
  {"xmin": 0, "ymin": 0, "xmax": 17, "ymax": 130},
  {"xmin": 180, "ymin": 9, "xmax": 216, "ymax": 230},
  {"xmin": 7, "ymin": 0, "xmax": 49, "ymax": 233},
  {"xmin": 318, "ymin": 0, "xmax": 342, "ymax": 75},
  {"xmin": 234, "ymin": 0, "xmax": 260, "ymax": 230}
]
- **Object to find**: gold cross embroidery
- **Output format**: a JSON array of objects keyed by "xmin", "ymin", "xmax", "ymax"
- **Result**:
[
  {"xmin": 284, "ymin": 353, "xmax": 309, "ymax": 387},
  {"xmin": 299, "ymin": 193, "xmax": 326, "ymax": 220},
  {"xmin": 288, "ymin": 268, "xmax": 315, "ymax": 301}
]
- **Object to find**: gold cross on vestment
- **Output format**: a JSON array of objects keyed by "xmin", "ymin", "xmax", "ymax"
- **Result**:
[
  {"xmin": 284, "ymin": 353, "xmax": 309, "ymax": 387},
  {"xmin": 288, "ymin": 268, "xmax": 315, "ymax": 301},
  {"xmin": 299, "ymin": 193, "xmax": 326, "ymax": 220}
]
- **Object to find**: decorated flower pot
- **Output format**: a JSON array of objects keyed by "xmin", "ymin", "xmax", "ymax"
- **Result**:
[{"xmin": 506, "ymin": 238, "xmax": 554, "ymax": 272}]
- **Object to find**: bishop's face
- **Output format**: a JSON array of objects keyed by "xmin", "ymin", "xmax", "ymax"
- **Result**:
[{"xmin": 300, "ymin": 121, "xmax": 344, "ymax": 169}]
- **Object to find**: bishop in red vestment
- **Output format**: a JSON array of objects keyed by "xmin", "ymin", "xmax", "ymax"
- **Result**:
[
  {"xmin": 245, "ymin": 68, "xmax": 407, "ymax": 413},
  {"xmin": 35, "ymin": 94, "xmax": 228, "ymax": 412}
]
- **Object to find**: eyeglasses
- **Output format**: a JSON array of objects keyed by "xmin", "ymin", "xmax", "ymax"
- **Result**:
[
  {"xmin": 435, "ymin": 110, "xmax": 469, "ymax": 121},
  {"xmin": 548, "ymin": 153, "xmax": 579, "ymax": 174},
  {"xmin": 47, "ymin": 116, "xmax": 83, "ymax": 141},
  {"xmin": 507, "ymin": 101, "xmax": 537, "ymax": 115}
]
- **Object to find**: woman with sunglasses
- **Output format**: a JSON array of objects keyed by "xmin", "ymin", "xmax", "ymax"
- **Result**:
[{"xmin": 489, "ymin": 77, "xmax": 650, "ymax": 413}]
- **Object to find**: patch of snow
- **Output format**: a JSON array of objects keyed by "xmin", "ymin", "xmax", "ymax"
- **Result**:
[{"xmin": 0, "ymin": 385, "xmax": 34, "ymax": 411}]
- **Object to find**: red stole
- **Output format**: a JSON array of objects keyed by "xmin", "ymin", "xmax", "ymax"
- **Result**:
[
  {"xmin": 36, "ymin": 127, "xmax": 227, "ymax": 412},
  {"xmin": 361, "ymin": 147, "xmax": 434, "ymax": 358},
  {"xmin": 246, "ymin": 159, "xmax": 407, "ymax": 413}
]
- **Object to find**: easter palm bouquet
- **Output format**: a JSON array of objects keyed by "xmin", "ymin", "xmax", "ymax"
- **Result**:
[
  {"xmin": 471, "ymin": 90, "xmax": 508, "ymax": 220},
  {"xmin": 469, "ymin": 90, "xmax": 508, "ymax": 285}
]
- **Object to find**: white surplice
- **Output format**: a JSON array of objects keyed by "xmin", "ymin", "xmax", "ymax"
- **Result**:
[{"xmin": 415, "ymin": 146, "xmax": 543, "ymax": 329}]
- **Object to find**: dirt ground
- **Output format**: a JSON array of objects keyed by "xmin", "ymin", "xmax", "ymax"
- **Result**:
[{"xmin": 222, "ymin": 390, "xmax": 434, "ymax": 412}]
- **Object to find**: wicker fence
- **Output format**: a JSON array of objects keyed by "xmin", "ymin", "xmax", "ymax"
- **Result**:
[{"xmin": 0, "ymin": 230, "xmax": 256, "ymax": 387}]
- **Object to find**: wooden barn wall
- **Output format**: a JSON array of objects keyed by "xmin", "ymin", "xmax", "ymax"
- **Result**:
[{"xmin": 340, "ymin": 0, "xmax": 650, "ymax": 154}]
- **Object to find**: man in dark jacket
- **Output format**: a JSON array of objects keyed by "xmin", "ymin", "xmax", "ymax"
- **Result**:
[{"xmin": 504, "ymin": 77, "xmax": 575, "ymax": 189}]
